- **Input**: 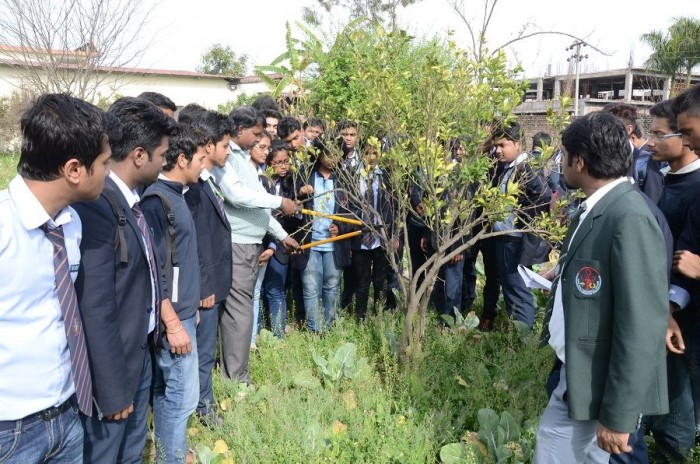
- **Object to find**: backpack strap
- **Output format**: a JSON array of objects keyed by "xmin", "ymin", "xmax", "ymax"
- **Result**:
[
  {"xmin": 141, "ymin": 190, "xmax": 179, "ymax": 286},
  {"xmin": 101, "ymin": 188, "xmax": 129, "ymax": 264}
]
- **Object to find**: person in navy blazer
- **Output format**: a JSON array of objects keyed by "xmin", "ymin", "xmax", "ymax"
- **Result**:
[
  {"xmin": 183, "ymin": 111, "xmax": 233, "ymax": 425},
  {"xmin": 73, "ymin": 97, "xmax": 178, "ymax": 463}
]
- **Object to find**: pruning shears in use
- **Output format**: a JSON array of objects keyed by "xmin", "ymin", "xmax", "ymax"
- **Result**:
[{"xmin": 298, "ymin": 209, "xmax": 364, "ymax": 251}]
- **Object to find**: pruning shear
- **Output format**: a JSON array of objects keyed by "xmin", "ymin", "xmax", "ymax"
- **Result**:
[{"xmin": 298, "ymin": 208, "xmax": 364, "ymax": 250}]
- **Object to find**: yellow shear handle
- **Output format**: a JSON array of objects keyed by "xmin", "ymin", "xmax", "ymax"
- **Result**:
[
  {"xmin": 300, "ymin": 208, "xmax": 363, "ymax": 226},
  {"xmin": 299, "ymin": 231, "xmax": 362, "ymax": 250}
]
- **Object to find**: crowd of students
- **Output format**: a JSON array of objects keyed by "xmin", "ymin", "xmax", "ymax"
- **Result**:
[{"xmin": 4, "ymin": 84, "xmax": 700, "ymax": 463}]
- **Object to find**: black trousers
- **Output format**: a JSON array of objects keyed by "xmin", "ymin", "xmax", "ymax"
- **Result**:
[
  {"xmin": 476, "ymin": 237, "xmax": 501, "ymax": 321},
  {"xmin": 349, "ymin": 247, "xmax": 390, "ymax": 320}
]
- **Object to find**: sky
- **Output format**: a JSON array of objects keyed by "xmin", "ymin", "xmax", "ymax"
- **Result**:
[{"xmin": 141, "ymin": 0, "xmax": 695, "ymax": 78}]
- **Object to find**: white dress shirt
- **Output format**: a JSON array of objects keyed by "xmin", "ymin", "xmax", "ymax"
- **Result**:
[
  {"xmin": 109, "ymin": 172, "xmax": 156, "ymax": 333},
  {"xmin": 0, "ymin": 175, "xmax": 81, "ymax": 419},
  {"xmin": 549, "ymin": 177, "xmax": 628, "ymax": 363}
]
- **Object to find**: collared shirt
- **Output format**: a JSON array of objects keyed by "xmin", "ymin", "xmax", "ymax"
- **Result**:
[
  {"xmin": 311, "ymin": 171, "xmax": 336, "ymax": 251},
  {"xmin": 660, "ymin": 158, "xmax": 700, "ymax": 177},
  {"xmin": 109, "ymin": 172, "xmax": 156, "ymax": 333},
  {"xmin": 0, "ymin": 175, "xmax": 81, "ymax": 419},
  {"xmin": 549, "ymin": 177, "xmax": 628, "ymax": 363}
]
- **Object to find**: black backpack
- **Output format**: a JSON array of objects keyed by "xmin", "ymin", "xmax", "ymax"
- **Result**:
[{"xmin": 140, "ymin": 190, "xmax": 179, "ymax": 287}]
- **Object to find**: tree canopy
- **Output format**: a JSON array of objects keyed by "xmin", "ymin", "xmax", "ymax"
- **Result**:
[
  {"xmin": 641, "ymin": 17, "xmax": 700, "ymax": 91},
  {"xmin": 198, "ymin": 43, "xmax": 249, "ymax": 76}
]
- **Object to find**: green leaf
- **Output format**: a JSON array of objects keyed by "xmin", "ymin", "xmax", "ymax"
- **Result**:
[
  {"xmin": 439, "ymin": 442, "xmax": 469, "ymax": 463},
  {"xmin": 477, "ymin": 408, "xmax": 499, "ymax": 458},
  {"xmin": 499, "ymin": 410, "xmax": 521, "ymax": 443},
  {"xmin": 292, "ymin": 368, "xmax": 321, "ymax": 390},
  {"xmin": 332, "ymin": 342, "xmax": 357, "ymax": 379}
]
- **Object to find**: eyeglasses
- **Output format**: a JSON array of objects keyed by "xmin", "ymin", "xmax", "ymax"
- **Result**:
[
  {"xmin": 271, "ymin": 159, "xmax": 291, "ymax": 166},
  {"xmin": 650, "ymin": 132, "xmax": 682, "ymax": 140},
  {"xmin": 254, "ymin": 144, "xmax": 271, "ymax": 152}
]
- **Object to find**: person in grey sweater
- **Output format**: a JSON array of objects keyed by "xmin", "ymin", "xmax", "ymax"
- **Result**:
[{"xmin": 213, "ymin": 106, "xmax": 298, "ymax": 384}]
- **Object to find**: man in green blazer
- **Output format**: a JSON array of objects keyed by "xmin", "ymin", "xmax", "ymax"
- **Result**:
[{"xmin": 535, "ymin": 111, "xmax": 669, "ymax": 463}]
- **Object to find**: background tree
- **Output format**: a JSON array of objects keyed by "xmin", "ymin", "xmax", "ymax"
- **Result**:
[
  {"xmin": 0, "ymin": 0, "xmax": 152, "ymax": 102},
  {"xmin": 302, "ymin": 0, "xmax": 421, "ymax": 31},
  {"xmin": 197, "ymin": 43, "xmax": 249, "ymax": 76},
  {"xmin": 641, "ymin": 16, "xmax": 700, "ymax": 94}
]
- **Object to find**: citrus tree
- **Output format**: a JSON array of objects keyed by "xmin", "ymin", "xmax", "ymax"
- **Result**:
[{"xmin": 258, "ymin": 21, "xmax": 565, "ymax": 362}]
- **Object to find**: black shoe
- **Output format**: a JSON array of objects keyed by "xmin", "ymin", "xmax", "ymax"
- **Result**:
[
  {"xmin": 477, "ymin": 318, "xmax": 493, "ymax": 332},
  {"xmin": 196, "ymin": 411, "xmax": 225, "ymax": 429}
]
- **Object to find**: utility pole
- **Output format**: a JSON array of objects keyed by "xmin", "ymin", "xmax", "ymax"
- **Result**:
[{"xmin": 566, "ymin": 41, "xmax": 588, "ymax": 116}]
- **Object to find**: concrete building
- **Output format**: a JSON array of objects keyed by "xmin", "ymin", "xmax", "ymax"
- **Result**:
[{"xmin": 517, "ymin": 67, "xmax": 700, "ymax": 116}]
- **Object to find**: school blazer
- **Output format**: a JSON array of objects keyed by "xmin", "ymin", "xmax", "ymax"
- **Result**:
[
  {"xmin": 543, "ymin": 181, "xmax": 669, "ymax": 433},
  {"xmin": 73, "ymin": 177, "xmax": 155, "ymax": 417},
  {"xmin": 185, "ymin": 178, "xmax": 232, "ymax": 304}
]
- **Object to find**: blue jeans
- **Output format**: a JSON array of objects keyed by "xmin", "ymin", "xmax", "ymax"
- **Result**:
[
  {"xmin": 685, "ymin": 320, "xmax": 700, "ymax": 427},
  {"xmin": 264, "ymin": 256, "xmax": 289, "ymax": 338},
  {"xmin": 154, "ymin": 316, "xmax": 199, "ymax": 464},
  {"xmin": 432, "ymin": 256, "xmax": 464, "ymax": 324},
  {"xmin": 302, "ymin": 249, "xmax": 341, "ymax": 333},
  {"xmin": 251, "ymin": 262, "xmax": 267, "ymax": 346},
  {"xmin": 495, "ymin": 236, "xmax": 535, "ymax": 329},
  {"xmin": 196, "ymin": 302, "xmax": 220, "ymax": 416},
  {"xmin": 646, "ymin": 353, "xmax": 694, "ymax": 461},
  {"xmin": 0, "ymin": 396, "xmax": 83, "ymax": 463},
  {"xmin": 82, "ymin": 349, "xmax": 152, "ymax": 463}
]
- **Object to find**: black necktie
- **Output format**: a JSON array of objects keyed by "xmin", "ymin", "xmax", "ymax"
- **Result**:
[
  {"xmin": 41, "ymin": 223, "xmax": 93, "ymax": 416},
  {"xmin": 362, "ymin": 173, "xmax": 377, "ymax": 249}
]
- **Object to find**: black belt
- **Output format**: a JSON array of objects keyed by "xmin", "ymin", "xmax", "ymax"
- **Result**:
[{"xmin": 0, "ymin": 395, "xmax": 75, "ymax": 432}]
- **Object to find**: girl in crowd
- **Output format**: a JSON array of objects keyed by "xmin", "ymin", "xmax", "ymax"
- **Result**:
[
  {"xmin": 291, "ymin": 139, "xmax": 353, "ymax": 333},
  {"xmin": 249, "ymin": 130, "xmax": 274, "ymax": 348}
]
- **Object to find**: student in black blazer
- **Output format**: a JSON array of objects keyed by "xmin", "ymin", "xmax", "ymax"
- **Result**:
[
  {"xmin": 345, "ymin": 143, "xmax": 398, "ymax": 320},
  {"xmin": 183, "ymin": 111, "xmax": 233, "ymax": 425},
  {"xmin": 73, "ymin": 97, "xmax": 178, "ymax": 463}
]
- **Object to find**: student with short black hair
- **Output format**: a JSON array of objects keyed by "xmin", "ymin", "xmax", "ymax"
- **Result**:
[
  {"xmin": 304, "ymin": 117, "xmax": 325, "ymax": 145},
  {"xmin": 0, "ymin": 93, "xmax": 111, "ymax": 463},
  {"xmin": 177, "ymin": 103, "xmax": 208, "ymax": 125},
  {"xmin": 291, "ymin": 139, "xmax": 353, "ymax": 333},
  {"xmin": 252, "ymin": 95, "xmax": 280, "ymax": 113},
  {"xmin": 345, "ymin": 143, "xmax": 398, "ymax": 320},
  {"xmin": 183, "ymin": 110, "xmax": 233, "ymax": 427},
  {"xmin": 491, "ymin": 121, "xmax": 551, "ymax": 330},
  {"xmin": 141, "ymin": 132, "xmax": 205, "ymax": 464},
  {"xmin": 639, "ymin": 98, "xmax": 700, "ymax": 461},
  {"xmin": 138, "ymin": 91, "xmax": 177, "ymax": 117},
  {"xmin": 602, "ymin": 102, "xmax": 663, "ymax": 202},
  {"xmin": 263, "ymin": 108, "xmax": 282, "ymax": 139},
  {"xmin": 278, "ymin": 116, "xmax": 304, "ymax": 152},
  {"xmin": 213, "ymin": 106, "xmax": 299, "ymax": 384},
  {"xmin": 535, "ymin": 111, "xmax": 669, "ymax": 463},
  {"xmin": 74, "ymin": 96, "xmax": 179, "ymax": 463},
  {"xmin": 337, "ymin": 119, "xmax": 360, "ymax": 169}
]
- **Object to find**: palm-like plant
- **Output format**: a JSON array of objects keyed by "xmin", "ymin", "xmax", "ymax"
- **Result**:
[{"xmin": 641, "ymin": 17, "xmax": 700, "ymax": 95}]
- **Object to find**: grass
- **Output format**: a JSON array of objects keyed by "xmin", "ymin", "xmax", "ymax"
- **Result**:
[{"xmin": 180, "ymin": 308, "xmax": 553, "ymax": 464}]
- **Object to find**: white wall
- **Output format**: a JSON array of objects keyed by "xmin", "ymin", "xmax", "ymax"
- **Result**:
[{"xmin": 0, "ymin": 65, "xmax": 272, "ymax": 109}]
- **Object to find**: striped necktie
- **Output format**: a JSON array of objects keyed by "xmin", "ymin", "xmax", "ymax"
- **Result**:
[
  {"xmin": 131, "ymin": 204, "xmax": 161, "ymax": 343},
  {"xmin": 207, "ymin": 177, "xmax": 225, "ymax": 216},
  {"xmin": 41, "ymin": 223, "xmax": 93, "ymax": 416}
]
